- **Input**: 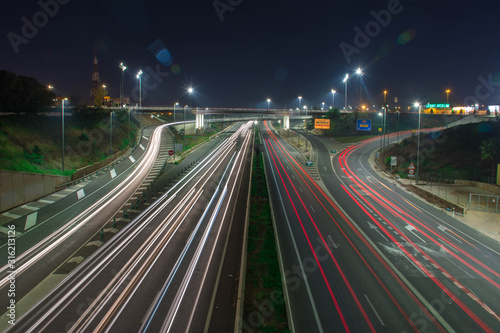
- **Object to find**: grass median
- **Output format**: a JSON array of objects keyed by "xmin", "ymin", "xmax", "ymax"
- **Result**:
[{"xmin": 243, "ymin": 128, "xmax": 289, "ymax": 332}]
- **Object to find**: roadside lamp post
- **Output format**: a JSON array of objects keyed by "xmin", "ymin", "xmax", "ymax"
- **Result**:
[
  {"xmin": 137, "ymin": 70, "xmax": 143, "ymax": 107},
  {"xmin": 62, "ymin": 98, "xmax": 68, "ymax": 172},
  {"xmin": 119, "ymin": 62, "xmax": 126, "ymax": 108},
  {"xmin": 446, "ymin": 89, "xmax": 451, "ymax": 105},
  {"xmin": 378, "ymin": 112, "xmax": 383, "ymax": 151},
  {"xmin": 383, "ymin": 91, "xmax": 388, "ymax": 151},
  {"xmin": 174, "ymin": 102, "xmax": 179, "ymax": 122},
  {"xmin": 343, "ymin": 74, "xmax": 349, "ymax": 111},
  {"xmin": 356, "ymin": 68, "xmax": 363, "ymax": 108},
  {"xmin": 332, "ymin": 89, "xmax": 336, "ymax": 109},
  {"xmin": 414, "ymin": 103, "xmax": 422, "ymax": 184},
  {"xmin": 184, "ymin": 105, "xmax": 188, "ymax": 151}
]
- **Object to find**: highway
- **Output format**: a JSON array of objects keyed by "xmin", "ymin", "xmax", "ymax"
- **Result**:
[
  {"xmin": 261, "ymin": 121, "xmax": 500, "ymax": 332},
  {"xmin": 6, "ymin": 121, "xmax": 253, "ymax": 332}
]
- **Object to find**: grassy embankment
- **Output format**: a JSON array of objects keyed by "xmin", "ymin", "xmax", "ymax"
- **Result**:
[
  {"xmin": 243, "ymin": 128, "xmax": 289, "ymax": 332},
  {"xmin": 378, "ymin": 121, "xmax": 499, "ymax": 182},
  {"xmin": 0, "ymin": 111, "xmax": 138, "ymax": 176}
]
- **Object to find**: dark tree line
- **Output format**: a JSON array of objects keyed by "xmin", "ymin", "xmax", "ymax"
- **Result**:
[{"xmin": 0, "ymin": 70, "xmax": 55, "ymax": 113}]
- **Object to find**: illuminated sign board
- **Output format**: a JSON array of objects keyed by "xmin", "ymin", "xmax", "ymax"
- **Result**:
[
  {"xmin": 315, "ymin": 119, "xmax": 330, "ymax": 129},
  {"xmin": 357, "ymin": 119, "xmax": 371, "ymax": 131},
  {"xmin": 425, "ymin": 103, "xmax": 450, "ymax": 108}
]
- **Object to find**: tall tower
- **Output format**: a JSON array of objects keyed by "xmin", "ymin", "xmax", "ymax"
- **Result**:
[{"xmin": 89, "ymin": 49, "xmax": 101, "ymax": 104}]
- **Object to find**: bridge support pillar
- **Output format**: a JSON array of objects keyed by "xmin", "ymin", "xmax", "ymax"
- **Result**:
[
  {"xmin": 283, "ymin": 115, "xmax": 290, "ymax": 130},
  {"xmin": 196, "ymin": 113, "xmax": 204, "ymax": 135}
]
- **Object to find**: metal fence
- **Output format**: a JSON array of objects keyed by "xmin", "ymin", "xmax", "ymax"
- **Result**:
[{"xmin": 467, "ymin": 194, "xmax": 500, "ymax": 213}]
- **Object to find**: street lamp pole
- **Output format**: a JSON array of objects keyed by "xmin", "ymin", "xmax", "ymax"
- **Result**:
[
  {"xmin": 383, "ymin": 91, "xmax": 387, "ymax": 151},
  {"xmin": 446, "ymin": 89, "xmax": 451, "ymax": 105},
  {"xmin": 356, "ymin": 68, "xmax": 363, "ymax": 109},
  {"xmin": 397, "ymin": 110, "xmax": 400, "ymax": 143},
  {"xmin": 305, "ymin": 105, "xmax": 309, "ymax": 153},
  {"xmin": 137, "ymin": 70, "xmax": 143, "ymax": 107},
  {"xmin": 415, "ymin": 103, "xmax": 422, "ymax": 184},
  {"xmin": 267, "ymin": 98, "xmax": 271, "ymax": 112},
  {"xmin": 62, "ymin": 98, "xmax": 67, "ymax": 172},
  {"xmin": 119, "ymin": 62, "xmax": 126, "ymax": 108},
  {"xmin": 128, "ymin": 108, "xmax": 131, "ymax": 147},
  {"xmin": 184, "ymin": 105, "xmax": 187, "ymax": 151},
  {"xmin": 174, "ymin": 102, "xmax": 179, "ymax": 122},
  {"xmin": 332, "ymin": 90, "xmax": 336, "ymax": 109},
  {"xmin": 343, "ymin": 74, "xmax": 349, "ymax": 111}
]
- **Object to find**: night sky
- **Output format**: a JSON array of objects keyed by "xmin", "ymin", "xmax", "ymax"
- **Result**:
[{"xmin": 1, "ymin": 0, "xmax": 499, "ymax": 109}]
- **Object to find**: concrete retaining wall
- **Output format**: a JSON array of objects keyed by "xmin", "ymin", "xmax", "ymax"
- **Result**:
[
  {"xmin": 0, "ymin": 171, "xmax": 70, "ymax": 213},
  {"xmin": 455, "ymin": 180, "xmax": 500, "ymax": 195}
]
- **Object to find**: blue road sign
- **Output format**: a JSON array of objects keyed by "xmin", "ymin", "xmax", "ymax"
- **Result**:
[{"xmin": 357, "ymin": 119, "xmax": 372, "ymax": 131}]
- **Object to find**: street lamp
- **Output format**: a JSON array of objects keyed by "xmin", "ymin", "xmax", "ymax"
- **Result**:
[
  {"xmin": 322, "ymin": 102, "xmax": 325, "ymax": 111},
  {"xmin": 184, "ymin": 105, "xmax": 188, "ymax": 151},
  {"xmin": 383, "ymin": 90, "xmax": 388, "ymax": 150},
  {"xmin": 378, "ymin": 112, "xmax": 383, "ymax": 151},
  {"xmin": 343, "ymin": 74, "xmax": 349, "ymax": 111},
  {"xmin": 331, "ymin": 89, "xmax": 336, "ymax": 109},
  {"xmin": 137, "ymin": 70, "xmax": 143, "ymax": 107},
  {"xmin": 119, "ymin": 62, "xmax": 126, "ymax": 108},
  {"xmin": 356, "ymin": 68, "xmax": 363, "ymax": 108},
  {"xmin": 414, "ymin": 103, "xmax": 422, "ymax": 184},
  {"xmin": 267, "ymin": 98, "xmax": 271, "ymax": 112},
  {"xmin": 305, "ymin": 105, "xmax": 309, "ymax": 153},
  {"xmin": 397, "ymin": 110, "xmax": 400, "ymax": 143},
  {"xmin": 298, "ymin": 96, "xmax": 302, "ymax": 114},
  {"xmin": 102, "ymin": 85, "xmax": 107, "ymax": 105},
  {"xmin": 446, "ymin": 89, "xmax": 451, "ymax": 105},
  {"xmin": 188, "ymin": 87, "xmax": 194, "ymax": 107},
  {"xmin": 174, "ymin": 102, "xmax": 179, "ymax": 122},
  {"xmin": 61, "ymin": 98, "xmax": 68, "ymax": 172}
]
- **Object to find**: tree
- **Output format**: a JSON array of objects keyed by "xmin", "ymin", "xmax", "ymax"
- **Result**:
[
  {"xmin": 325, "ymin": 107, "xmax": 341, "ymax": 121},
  {"xmin": 94, "ymin": 85, "xmax": 108, "ymax": 107},
  {"xmin": 480, "ymin": 138, "xmax": 500, "ymax": 179},
  {"xmin": 0, "ymin": 70, "xmax": 55, "ymax": 113}
]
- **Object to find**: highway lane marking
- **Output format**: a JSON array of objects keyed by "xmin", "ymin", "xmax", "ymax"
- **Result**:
[
  {"xmin": 38, "ymin": 199, "xmax": 55, "ymax": 204},
  {"xmin": 67, "ymin": 256, "xmax": 84, "ymax": 264},
  {"xmin": 21, "ymin": 205, "xmax": 39, "ymax": 211},
  {"xmin": 1, "ymin": 212, "xmax": 21, "ymax": 219},
  {"xmin": 405, "ymin": 225, "xmax": 426, "ymax": 243},
  {"xmin": 140, "ymin": 144, "xmax": 145, "ymax": 150},
  {"xmin": 77, "ymin": 189, "xmax": 85, "ymax": 200},
  {"xmin": 310, "ymin": 205, "xmax": 316, "ymax": 214},
  {"xmin": 49, "ymin": 193, "xmax": 65, "ymax": 198},
  {"xmin": 299, "ymin": 187, "xmax": 303, "ymax": 192},
  {"xmin": 143, "ymin": 136, "xmax": 149, "ymax": 140},
  {"xmin": 0, "ymin": 226, "xmax": 21, "ymax": 236},
  {"xmin": 87, "ymin": 240, "xmax": 104, "ymax": 247},
  {"xmin": 364, "ymin": 294, "xmax": 385, "ymax": 327},
  {"xmin": 25, "ymin": 212, "xmax": 37, "ymax": 230},
  {"xmin": 110, "ymin": 169, "xmax": 117, "ymax": 179},
  {"xmin": 129, "ymin": 155, "xmax": 136, "ymax": 163}
]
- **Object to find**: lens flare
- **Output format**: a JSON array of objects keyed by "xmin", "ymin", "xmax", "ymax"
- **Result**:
[{"xmin": 397, "ymin": 28, "xmax": 416, "ymax": 45}]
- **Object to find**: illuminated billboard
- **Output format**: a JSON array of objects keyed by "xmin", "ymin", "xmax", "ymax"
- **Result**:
[{"xmin": 314, "ymin": 119, "xmax": 330, "ymax": 129}]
